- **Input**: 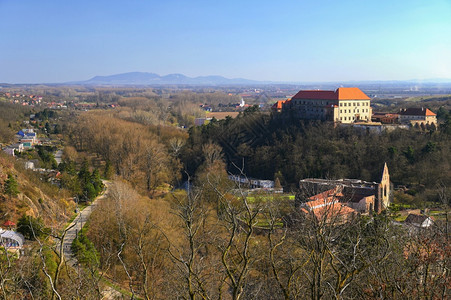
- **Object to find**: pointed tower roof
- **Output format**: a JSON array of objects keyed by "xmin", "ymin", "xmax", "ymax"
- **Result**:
[{"xmin": 380, "ymin": 162, "xmax": 389, "ymax": 183}]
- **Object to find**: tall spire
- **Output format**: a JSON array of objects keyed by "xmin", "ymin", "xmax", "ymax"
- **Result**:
[{"xmin": 381, "ymin": 162, "xmax": 389, "ymax": 183}]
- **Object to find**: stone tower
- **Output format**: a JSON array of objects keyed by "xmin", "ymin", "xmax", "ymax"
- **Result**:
[{"xmin": 377, "ymin": 163, "xmax": 391, "ymax": 210}]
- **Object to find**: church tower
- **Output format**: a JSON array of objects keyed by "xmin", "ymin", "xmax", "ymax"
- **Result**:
[{"xmin": 378, "ymin": 163, "xmax": 391, "ymax": 210}]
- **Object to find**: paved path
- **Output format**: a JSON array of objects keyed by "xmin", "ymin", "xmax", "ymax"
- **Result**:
[{"xmin": 62, "ymin": 180, "xmax": 110, "ymax": 268}]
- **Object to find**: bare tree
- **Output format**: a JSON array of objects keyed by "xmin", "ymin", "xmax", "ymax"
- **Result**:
[
  {"xmin": 162, "ymin": 188, "xmax": 215, "ymax": 300},
  {"xmin": 209, "ymin": 169, "xmax": 263, "ymax": 300}
]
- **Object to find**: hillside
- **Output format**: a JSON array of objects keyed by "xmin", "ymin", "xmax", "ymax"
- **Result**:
[{"xmin": 0, "ymin": 153, "xmax": 73, "ymax": 226}]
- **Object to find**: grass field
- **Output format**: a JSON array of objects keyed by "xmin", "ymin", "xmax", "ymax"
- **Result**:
[{"xmin": 246, "ymin": 194, "xmax": 295, "ymax": 203}]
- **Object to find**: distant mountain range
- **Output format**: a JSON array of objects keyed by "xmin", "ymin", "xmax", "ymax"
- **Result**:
[
  {"xmin": 64, "ymin": 72, "xmax": 451, "ymax": 87},
  {"xmin": 73, "ymin": 72, "xmax": 268, "ymax": 85}
]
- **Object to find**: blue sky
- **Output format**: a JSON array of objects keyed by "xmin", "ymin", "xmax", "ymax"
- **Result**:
[{"xmin": 1, "ymin": 0, "xmax": 450, "ymax": 83}]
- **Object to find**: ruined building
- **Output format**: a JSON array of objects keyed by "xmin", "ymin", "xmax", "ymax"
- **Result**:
[{"xmin": 298, "ymin": 163, "xmax": 392, "ymax": 217}]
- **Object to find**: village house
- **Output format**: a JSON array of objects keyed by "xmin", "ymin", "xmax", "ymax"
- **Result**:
[
  {"xmin": 276, "ymin": 87, "xmax": 372, "ymax": 124},
  {"xmin": 372, "ymin": 112, "xmax": 400, "ymax": 124},
  {"xmin": 0, "ymin": 228, "xmax": 25, "ymax": 256},
  {"xmin": 398, "ymin": 107, "xmax": 437, "ymax": 126},
  {"xmin": 17, "ymin": 129, "xmax": 39, "ymax": 148},
  {"xmin": 299, "ymin": 163, "xmax": 391, "ymax": 216},
  {"xmin": 228, "ymin": 175, "xmax": 275, "ymax": 190},
  {"xmin": 271, "ymin": 99, "xmax": 289, "ymax": 113},
  {"xmin": 405, "ymin": 213, "xmax": 434, "ymax": 228},
  {"xmin": 3, "ymin": 147, "xmax": 16, "ymax": 156},
  {"xmin": 3, "ymin": 143, "xmax": 24, "ymax": 156}
]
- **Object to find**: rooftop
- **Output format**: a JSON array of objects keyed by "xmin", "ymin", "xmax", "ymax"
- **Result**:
[
  {"xmin": 292, "ymin": 87, "xmax": 370, "ymax": 101},
  {"xmin": 272, "ymin": 99, "xmax": 288, "ymax": 110},
  {"xmin": 301, "ymin": 202, "xmax": 356, "ymax": 220},
  {"xmin": 399, "ymin": 107, "xmax": 436, "ymax": 116},
  {"xmin": 405, "ymin": 213, "xmax": 433, "ymax": 226}
]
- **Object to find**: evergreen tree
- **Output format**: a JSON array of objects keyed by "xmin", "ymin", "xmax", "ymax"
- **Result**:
[
  {"xmin": 85, "ymin": 182, "xmax": 97, "ymax": 201},
  {"xmin": 44, "ymin": 122, "xmax": 51, "ymax": 133},
  {"xmin": 78, "ymin": 159, "xmax": 90, "ymax": 185},
  {"xmin": 103, "ymin": 160, "xmax": 113, "ymax": 179},
  {"xmin": 91, "ymin": 169, "xmax": 104, "ymax": 194},
  {"xmin": 4, "ymin": 173, "xmax": 19, "ymax": 199},
  {"xmin": 53, "ymin": 124, "xmax": 62, "ymax": 134},
  {"xmin": 17, "ymin": 215, "xmax": 50, "ymax": 240}
]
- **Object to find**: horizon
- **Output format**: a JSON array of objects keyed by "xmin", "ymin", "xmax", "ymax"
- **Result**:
[
  {"xmin": 2, "ymin": 71, "xmax": 451, "ymax": 86},
  {"xmin": 1, "ymin": 0, "xmax": 451, "ymax": 84}
]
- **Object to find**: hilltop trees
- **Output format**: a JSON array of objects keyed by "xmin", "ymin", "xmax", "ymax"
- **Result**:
[{"xmin": 182, "ymin": 113, "xmax": 451, "ymax": 202}]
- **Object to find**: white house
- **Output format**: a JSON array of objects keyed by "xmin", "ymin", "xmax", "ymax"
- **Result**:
[
  {"xmin": 0, "ymin": 229, "xmax": 25, "ymax": 255},
  {"xmin": 405, "ymin": 214, "xmax": 434, "ymax": 228}
]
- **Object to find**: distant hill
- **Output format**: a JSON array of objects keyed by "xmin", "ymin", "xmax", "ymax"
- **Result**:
[{"xmin": 75, "ymin": 72, "xmax": 267, "ymax": 85}]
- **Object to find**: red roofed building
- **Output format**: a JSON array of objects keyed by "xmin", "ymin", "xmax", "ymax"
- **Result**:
[
  {"xmin": 300, "ymin": 187, "xmax": 357, "ymax": 223},
  {"xmin": 299, "ymin": 163, "xmax": 391, "ymax": 215},
  {"xmin": 282, "ymin": 87, "xmax": 372, "ymax": 123},
  {"xmin": 398, "ymin": 107, "xmax": 437, "ymax": 126},
  {"xmin": 271, "ymin": 99, "xmax": 290, "ymax": 113},
  {"xmin": 372, "ymin": 112, "xmax": 400, "ymax": 124}
]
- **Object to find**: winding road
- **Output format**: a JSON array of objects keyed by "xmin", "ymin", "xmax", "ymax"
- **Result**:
[{"xmin": 61, "ymin": 180, "xmax": 110, "ymax": 267}]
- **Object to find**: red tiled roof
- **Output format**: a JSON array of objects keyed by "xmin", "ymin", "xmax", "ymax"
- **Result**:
[
  {"xmin": 301, "ymin": 187, "xmax": 357, "ymax": 220},
  {"xmin": 2, "ymin": 220, "xmax": 16, "ymax": 226},
  {"xmin": 304, "ymin": 188, "xmax": 344, "ymax": 210},
  {"xmin": 304, "ymin": 202, "xmax": 356, "ymax": 220},
  {"xmin": 272, "ymin": 100, "xmax": 288, "ymax": 109},
  {"xmin": 292, "ymin": 90, "xmax": 336, "ymax": 100},
  {"xmin": 305, "ymin": 197, "xmax": 338, "ymax": 209},
  {"xmin": 308, "ymin": 188, "xmax": 342, "ymax": 201},
  {"xmin": 336, "ymin": 87, "xmax": 370, "ymax": 100},
  {"xmin": 292, "ymin": 87, "xmax": 370, "ymax": 101}
]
